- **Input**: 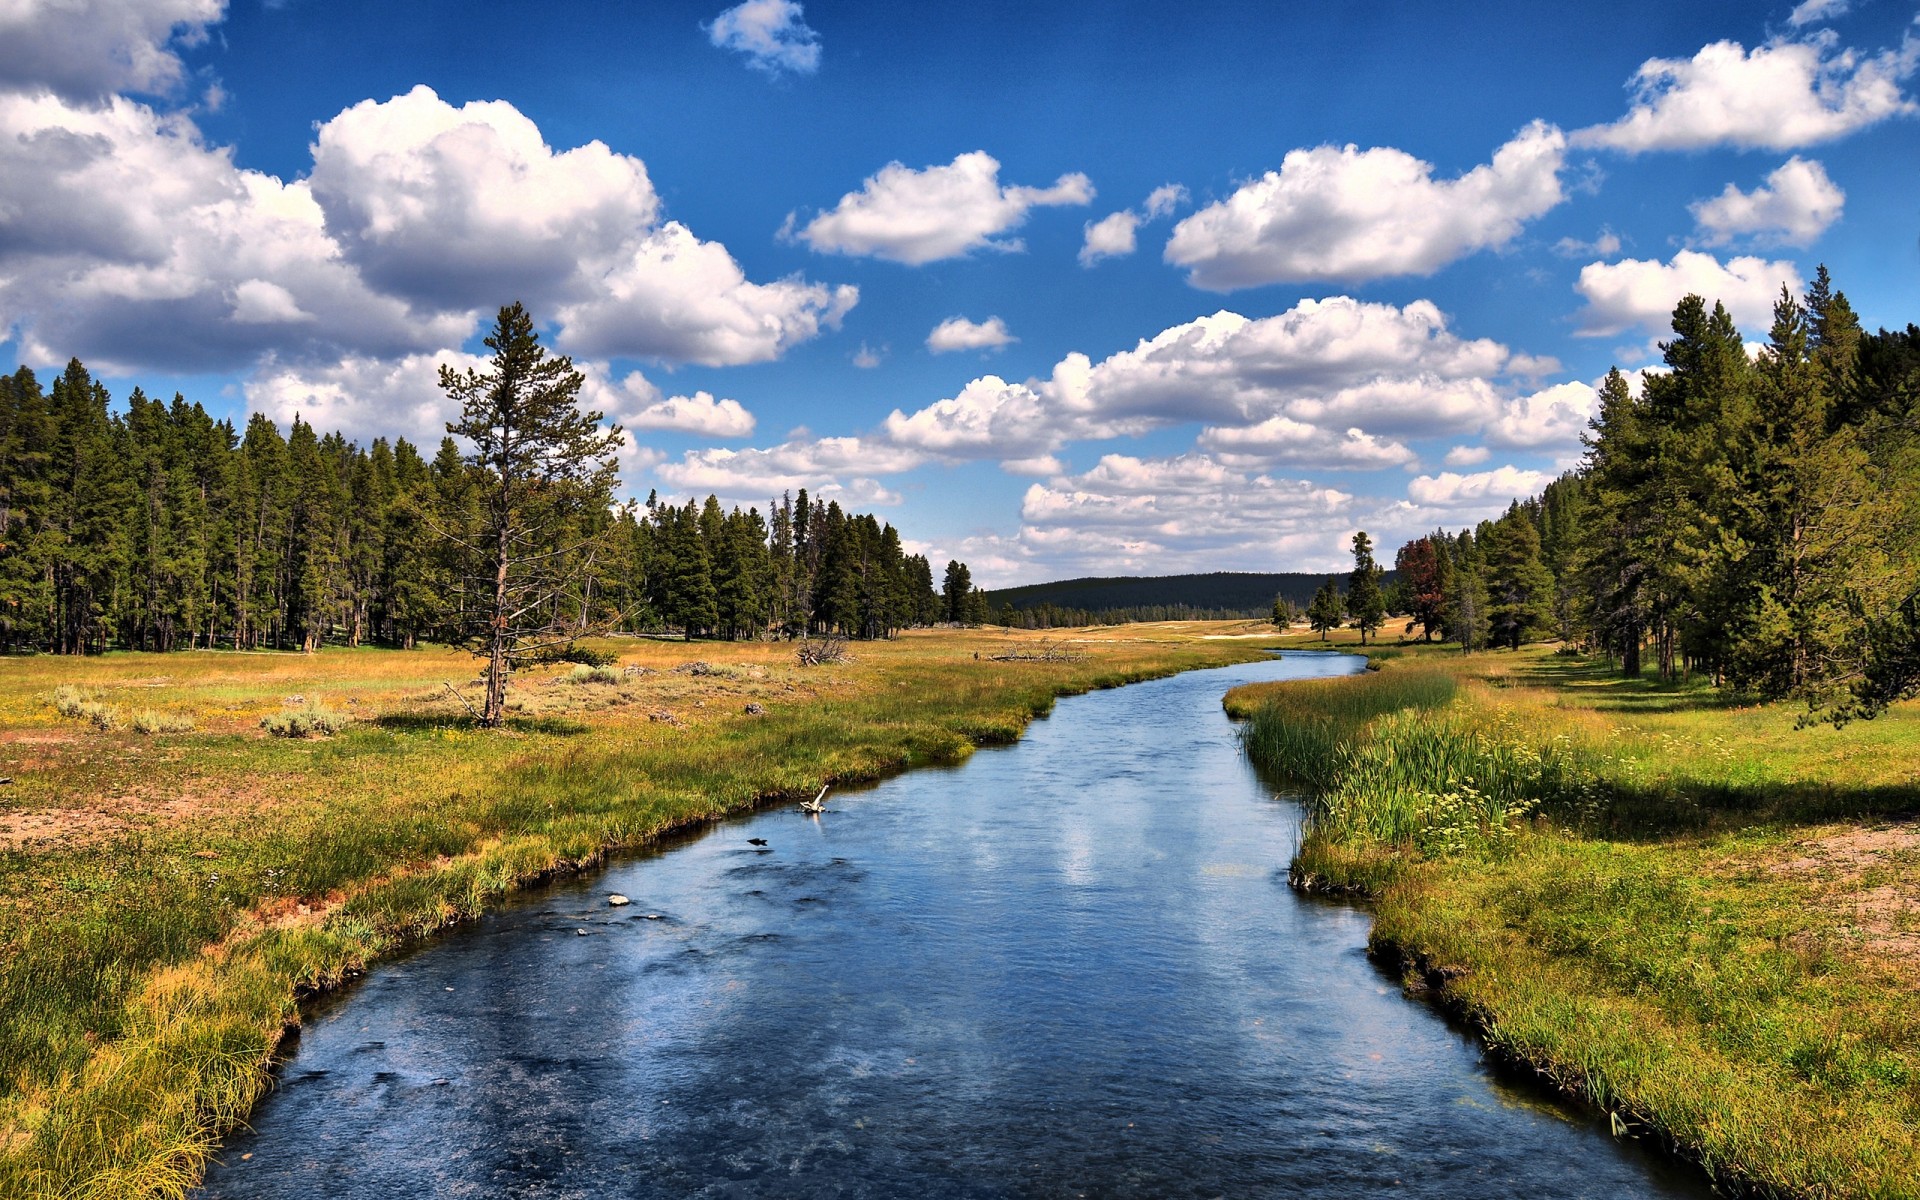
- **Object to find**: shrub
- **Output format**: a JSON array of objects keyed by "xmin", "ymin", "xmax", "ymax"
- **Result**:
[
  {"xmin": 51, "ymin": 685, "xmax": 125, "ymax": 732},
  {"xmin": 260, "ymin": 703, "xmax": 348, "ymax": 738},
  {"xmin": 130, "ymin": 709, "xmax": 195, "ymax": 735},
  {"xmin": 563, "ymin": 664, "xmax": 622, "ymax": 685}
]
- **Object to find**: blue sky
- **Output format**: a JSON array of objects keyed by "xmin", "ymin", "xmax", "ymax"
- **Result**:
[{"xmin": 2, "ymin": 0, "xmax": 1917, "ymax": 582}]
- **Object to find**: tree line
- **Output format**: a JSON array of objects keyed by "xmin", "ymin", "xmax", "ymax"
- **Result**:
[
  {"xmin": 0, "ymin": 350, "xmax": 978, "ymax": 656},
  {"xmin": 1312, "ymin": 267, "xmax": 1920, "ymax": 716}
]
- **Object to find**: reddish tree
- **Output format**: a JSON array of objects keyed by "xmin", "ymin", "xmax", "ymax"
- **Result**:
[{"xmin": 1396, "ymin": 536, "xmax": 1445, "ymax": 641}]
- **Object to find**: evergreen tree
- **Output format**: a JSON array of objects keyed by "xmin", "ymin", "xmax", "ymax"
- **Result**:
[
  {"xmin": 1345, "ymin": 531, "xmax": 1385, "ymax": 644},
  {"xmin": 438, "ymin": 302, "xmax": 622, "ymax": 724},
  {"xmin": 1483, "ymin": 503, "xmax": 1554, "ymax": 650},
  {"xmin": 942, "ymin": 559, "xmax": 972, "ymax": 624},
  {"xmin": 1306, "ymin": 577, "xmax": 1343, "ymax": 641}
]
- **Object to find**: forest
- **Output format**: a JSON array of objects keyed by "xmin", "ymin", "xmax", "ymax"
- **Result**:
[
  {"xmin": 1358, "ymin": 267, "xmax": 1920, "ymax": 717},
  {"xmin": 0, "ymin": 356, "xmax": 978, "ymax": 655}
]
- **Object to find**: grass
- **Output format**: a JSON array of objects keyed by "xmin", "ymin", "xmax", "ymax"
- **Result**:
[
  {"xmin": 1227, "ymin": 634, "xmax": 1920, "ymax": 1197},
  {"xmin": 0, "ymin": 620, "xmax": 1285, "ymax": 1198}
]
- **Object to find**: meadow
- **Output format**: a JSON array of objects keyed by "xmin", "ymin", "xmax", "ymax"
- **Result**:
[
  {"xmin": 0, "ymin": 623, "xmax": 1281, "ymax": 1199},
  {"xmin": 1230, "ymin": 633, "xmax": 1920, "ymax": 1198}
]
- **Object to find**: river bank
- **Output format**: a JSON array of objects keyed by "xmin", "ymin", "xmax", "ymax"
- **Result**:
[
  {"xmin": 1228, "ymin": 635, "xmax": 1920, "ymax": 1198},
  {"xmin": 0, "ymin": 623, "xmax": 1281, "ymax": 1199}
]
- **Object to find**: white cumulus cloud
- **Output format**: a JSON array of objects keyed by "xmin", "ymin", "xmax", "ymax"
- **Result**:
[
  {"xmin": 1013, "ymin": 452, "xmax": 1356, "ymax": 576},
  {"xmin": 1078, "ymin": 211, "xmax": 1138, "ymax": 266},
  {"xmin": 788, "ymin": 151, "xmax": 1093, "ymax": 265},
  {"xmin": 1690, "ymin": 156, "xmax": 1845, "ymax": 246},
  {"xmin": 615, "ymin": 378, "xmax": 756, "ymax": 438},
  {"xmin": 655, "ymin": 436, "xmax": 922, "ymax": 504},
  {"xmin": 704, "ymin": 0, "xmax": 820, "ymax": 75},
  {"xmin": 0, "ymin": 0, "xmax": 225, "ymax": 99},
  {"xmin": 1574, "ymin": 250, "xmax": 1802, "ymax": 336},
  {"xmin": 246, "ymin": 350, "xmax": 487, "ymax": 449},
  {"xmin": 1407, "ymin": 466, "xmax": 1553, "ymax": 509},
  {"xmin": 1164, "ymin": 122, "xmax": 1567, "ymax": 290},
  {"xmin": 308, "ymin": 86, "xmax": 857, "ymax": 366},
  {"xmin": 1574, "ymin": 35, "xmax": 1917, "ymax": 153},
  {"xmin": 0, "ymin": 91, "xmax": 468, "ymax": 373},
  {"xmin": 926, "ymin": 315, "xmax": 1016, "ymax": 353},
  {"xmin": 1195, "ymin": 419, "xmax": 1416, "ymax": 469},
  {"xmin": 1486, "ymin": 380, "xmax": 1600, "ymax": 449},
  {"xmin": 882, "ymin": 297, "xmax": 1522, "ymax": 469}
]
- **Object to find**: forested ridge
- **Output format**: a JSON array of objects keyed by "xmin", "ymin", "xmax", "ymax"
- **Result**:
[
  {"xmin": 0, "ymin": 357, "xmax": 978, "ymax": 654},
  {"xmin": 1372, "ymin": 268, "xmax": 1920, "ymax": 716},
  {"xmin": 980, "ymin": 571, "xmax": 1399, "ymax": 627}
]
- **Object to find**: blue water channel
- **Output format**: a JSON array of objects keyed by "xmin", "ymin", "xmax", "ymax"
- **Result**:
[{"xmin": 199, "ymin": 651, "xmax": 1709, "ymax": 1199}]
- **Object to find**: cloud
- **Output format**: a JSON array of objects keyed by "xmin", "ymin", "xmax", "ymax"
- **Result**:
[
  {"xmin": 1163, "ymin": 121, "xmax": 1567, "ymax": 290},
  {"xmin": 1195, "ymin": 419, "xmax": 1417, "ymax": 469},
  {"xmin": 851, "ymin": 342, "xmax": 884, "ymax": 368},
  {"xmin": 615, "ymin": 379, "xmax": 756, "ymax": 438},
  {"xmin": 0, "ymin": 91, "xmax": 467, "ymax": 373},
  {"xmin": 1407, "ymin": 465, "xmax": 1553, "ymax": 509},
  {"xmin": 1011, "ymin": 452, "xmax": 1356, "ymax": 575},
  {"xmin": 704, "ymin": 0, "xmax": 820, "ymax": 75},
  {"xmin": 554, "ymin": 221, "xmax": 857, "ymax": 365},
  {"xmin": 309, "ymin": 85, "xmax": 857, "ymax": 365},
  {"xmin": 788, "ymin": 151, "xmax": 1093, "ymax": 265},
  {"xmin": 1486, "ymin": 380, "xmax": 1599, "ymax": 449},
  {"xmin": 654, "ymin": 435, "xmax": 922, "ymax": 504},
  {"xmin": 308, "ymin": 85, "xmax": 661, "ymax": 312},
  {"xmin": 1574, "ymin": 35, "xmax": 1917, "ymax": 153},
  {"xmin": 882, "ymin": 297, "xmax": 1519, "ymax": 468},
  {"xmin": 0, "ymin": 85, "xmax": 857, "ymax": 375},
  {"xmin": 245, "ymin": 350, "xmax": 487, "ymax": 448},
  {"xmin": 1143, "ymin": 184, "xmax": 1189, "ymax": 219},
  {"xmin": 1574, "ymin": 250, "xmax": 1802, "ymax": 336},
  {"xmin": 1078, "ymin": 211, "xmax": 1138, "ymax": 266},
  {"xmin": 1690, "ymin": 156, "xmax": 1844, "ymax": 246},
  {"xmin": 0, "ymin": 0, "xmax": 225, "ymax": 99},
  {"xmin": 926, "ymin": 315, "xmax": 1016, "ymax": 353},
  {"xmin": 1444, "ymin": 444, "xmax": 1491, "ymax": 467},
  {"xmin": 1787, "ymin": 0, "xmax": 1850, "ymax": 27},
  {"xmin": 1079, "ymin": 185, "xmax": 1189, "ymax": 266},
  {"xmin": 1553, "ymin": 228, "xmax": 1622, "ymax": 258}
]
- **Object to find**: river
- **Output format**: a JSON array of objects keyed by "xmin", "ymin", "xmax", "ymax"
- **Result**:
[{"xmin": 198, "ymin": 651, "xmax": 1708, "ymax": 1199}]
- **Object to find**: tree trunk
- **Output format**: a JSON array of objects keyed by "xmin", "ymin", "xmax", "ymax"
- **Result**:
[{"xmin": 484, "ymin": 522, "xmax": 510, "ymax": 726}]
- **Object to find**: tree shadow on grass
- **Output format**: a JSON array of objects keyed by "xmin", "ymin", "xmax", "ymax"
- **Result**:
[
  {"xmin": 1566, "ymin": 778, "xmax": 1920, "ymax": 843},
  {"xmin": 370, "ymin": 712, "xmax": 590, "ymax": 737},
  {"xmin": 1508, "ymin": 655, "xmax": 1745, "ymax": 714}
]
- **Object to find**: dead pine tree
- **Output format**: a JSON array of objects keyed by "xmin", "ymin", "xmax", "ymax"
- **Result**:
[{"xmin": 437, "ymin": 302, "xmax": 624, "ymax": 727}]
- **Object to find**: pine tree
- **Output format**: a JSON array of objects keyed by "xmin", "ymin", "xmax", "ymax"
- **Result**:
[
  {"xmin": 438, "ymin": 302, "xmax": 623, "ymax": 724},
  {"xmin": 1483, "ymin": 503, "xmax": 1554, "ymax": 650},
  {"xmin": 1345, "ymin": 531, "xmax": 1385, "ymax": 644},
  {"xmin": 1306, "ymin": 577, "xmax": 1343, "ymax": 641}
]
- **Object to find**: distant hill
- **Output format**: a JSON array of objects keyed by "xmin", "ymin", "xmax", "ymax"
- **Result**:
[{"xmin": 982, "ymin": 571, "xmax": 1393, "ymax": 622}]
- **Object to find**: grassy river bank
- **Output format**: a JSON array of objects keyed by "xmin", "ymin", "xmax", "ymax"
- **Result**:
[
  {"xmin": 1228, "ymin": 634, "xmax": 1920, "ymax": 1199},
  {"xmin": 0, "ymin": 623, "xmax": 1283, "ymax": 1198}
]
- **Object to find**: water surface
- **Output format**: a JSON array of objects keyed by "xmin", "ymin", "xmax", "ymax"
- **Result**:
[{"xmin": 201, "ymin": 652, "xmax": 1707, "ymax": 1199}]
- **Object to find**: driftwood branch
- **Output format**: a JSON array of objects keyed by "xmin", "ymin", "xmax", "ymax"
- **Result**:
[{"xmin": 442, "ymin": 681, "xmax": 484, "ymax": 721}]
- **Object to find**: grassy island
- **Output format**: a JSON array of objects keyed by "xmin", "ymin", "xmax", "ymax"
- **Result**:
[
  {"xmin": 1229, "ymin": 632, "xmax": 1920, "ymax": 1199},
  {"xmin": 0, "ymin": 624, "xmax": 1280, "ymax": 1198}
]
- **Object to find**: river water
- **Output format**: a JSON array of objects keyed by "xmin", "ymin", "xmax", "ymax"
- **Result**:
[{"xmin": 199, "ymin": 652, "xmax": 1708, "ymax": 1199}]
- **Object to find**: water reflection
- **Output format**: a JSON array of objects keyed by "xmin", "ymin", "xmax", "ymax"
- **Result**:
[{"xmin": 200, "ymin": 652, "xmax": 1708, "ymax": 1199}]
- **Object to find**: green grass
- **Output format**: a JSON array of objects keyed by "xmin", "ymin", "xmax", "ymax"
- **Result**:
[
  {"xmin": 1229, "ymin": 642, "xmax": 1920, "ymax": 1197},
  {"xmin": 0, "ymin": 622, "xmax": 1286, "ymax": 1198}
]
